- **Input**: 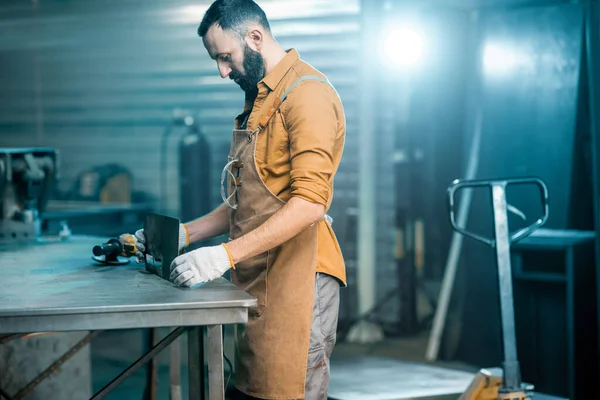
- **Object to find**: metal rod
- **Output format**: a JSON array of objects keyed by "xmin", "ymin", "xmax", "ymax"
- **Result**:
[
  {"xmin": 491, "ymin": 183, "xmax": 521, "ymax": 390},
  {"xmin": 14, "ymin": 330, "xmax": 102, "ymax": 400},
  {"xmin": 355, "ymin": 0, "xmax": 379, "ymax": 334},
  {"xmin": 91, "ymin": 327, "xmax": 186, "ymax": 400},
  {"xmin": 207, "ymin": 325, "xmax": 224, "ymax": 400}
]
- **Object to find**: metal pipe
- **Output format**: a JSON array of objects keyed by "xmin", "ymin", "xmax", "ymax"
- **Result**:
[
  {"xmin": 91, "ymin": 327, "xmax": 186, "ymax": 400},
  {"xmin": 348, "ymin": 0, "xmax": 383, "ymax": 344},
  {"xmin": 14, "ymin": 330, "xmax": 101, "ymax": 400},
  {"xmin": 491, "ymin": 183, "xmax": 520, "ymax": 390},
  {"xmin": 356, "ymin": 0, "xmax": 377, "ymax": 316}
]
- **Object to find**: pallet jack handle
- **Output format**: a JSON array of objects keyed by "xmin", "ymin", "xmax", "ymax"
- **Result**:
[
  {"xmin": 447, "ymin": 177, "xmax": 549, "ymax": 397},
  {"xmin": 448, "ymin": 177, "xmax": 549, "ymax": 247}
]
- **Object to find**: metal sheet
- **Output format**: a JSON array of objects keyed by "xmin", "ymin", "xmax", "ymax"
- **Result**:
[
  {"xmin": 0, "ymin": 308, "xmax": 249, "ymax": 334},
  {"xmin": 143, "ymin": 213, "xmax": 180, "ymax": 279},
  {"xmin": 328, "ymin": 356, "xmax": 475, "ymax": 400},
  {"xmin": 328, "ymin": 356, "xmax": 568, "ymax": 400},
  {"xmin": 0, "ymin": 236, "xmax": 256, "ymax": 321}
]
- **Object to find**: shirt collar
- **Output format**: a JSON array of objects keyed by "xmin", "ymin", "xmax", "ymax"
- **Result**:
[
  {"xmin": 235, "ymin": 49, "xmax": 300, "ymax": 129},
  {"xmin": 260, "ymin": 48, "xmax": 300, "ymax": 92}
]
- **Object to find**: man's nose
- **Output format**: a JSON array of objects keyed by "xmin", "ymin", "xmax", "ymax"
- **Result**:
[{"xmin": 218, "ymin": 64, "xmax": 232, "ymax": 79}]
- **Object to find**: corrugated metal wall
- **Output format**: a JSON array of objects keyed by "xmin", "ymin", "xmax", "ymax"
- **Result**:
[{"xmin": 0, "ymin": 0, "xmax": 383, "ymax": 323}]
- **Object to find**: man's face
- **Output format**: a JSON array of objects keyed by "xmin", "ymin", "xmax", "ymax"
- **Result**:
[{"xmin": 203, "ymin": 24, "xmax": 266, "ymax": 95}]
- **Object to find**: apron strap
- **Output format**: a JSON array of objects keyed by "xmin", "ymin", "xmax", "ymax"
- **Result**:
[{"xmin": 256, "ymin": 75, "xmax": 333, "ymax": 131}]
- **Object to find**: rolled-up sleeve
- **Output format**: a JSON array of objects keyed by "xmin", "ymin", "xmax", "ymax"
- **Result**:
[{"xmin": 282, "ymin": 81, "xmax": 339, "ymax": 206}]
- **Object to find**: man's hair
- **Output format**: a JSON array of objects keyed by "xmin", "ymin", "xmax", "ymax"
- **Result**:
[{"xmin": 198, "ymin": 0, "xmax": 271, "ymax": 40}]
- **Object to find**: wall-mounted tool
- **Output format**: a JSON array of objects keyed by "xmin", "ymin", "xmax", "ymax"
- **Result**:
[{"xmin": 92, "ymin": 233, "xmax": 137, "ymax": 266}]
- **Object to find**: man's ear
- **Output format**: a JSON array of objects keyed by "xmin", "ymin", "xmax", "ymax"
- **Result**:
[{"xmin": 246, "ymin": 27, "xmax": 264, "ymax": 51}]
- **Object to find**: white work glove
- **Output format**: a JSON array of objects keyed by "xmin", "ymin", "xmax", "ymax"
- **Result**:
[
  {"xmin": 134, "ymin": 223, "xmax": 190, "ymax": 263},
  {"xmin": 169, "ymin": 244, "xmax": 234, "ymax": 287}
]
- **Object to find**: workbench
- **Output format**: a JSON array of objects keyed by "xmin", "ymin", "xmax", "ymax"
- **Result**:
[{"xmin": 0, "ymin": 235, "xmax": 256, "ymax": 399}]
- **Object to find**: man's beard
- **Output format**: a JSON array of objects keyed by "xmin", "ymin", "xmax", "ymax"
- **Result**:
[{"xmin": 230, "ymin": 43, "xmax": 266, "ymax": 97}]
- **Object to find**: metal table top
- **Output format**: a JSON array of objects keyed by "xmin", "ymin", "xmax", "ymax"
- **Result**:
[{"xmin": 0, "ymin": 235, "xmax": 256, "ymax": 333}]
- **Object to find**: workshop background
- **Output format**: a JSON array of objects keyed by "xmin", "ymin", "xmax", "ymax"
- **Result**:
[{"xmin": 1, "ymin": 0, "xmax": 600, "ymax": 399}]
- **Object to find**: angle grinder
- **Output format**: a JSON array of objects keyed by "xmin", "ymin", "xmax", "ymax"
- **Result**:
[{"xmin": 92, "ymin": 233, "xmax": 138, "ymax": 266}]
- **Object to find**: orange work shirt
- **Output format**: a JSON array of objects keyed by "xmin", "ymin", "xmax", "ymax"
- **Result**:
[{"xmin": 234, "ymin": 48, "xmax": 347, "ymax": 286}]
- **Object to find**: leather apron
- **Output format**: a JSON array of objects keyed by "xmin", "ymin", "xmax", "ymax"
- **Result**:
[{"xmin": 221, "ymin": 75, "xmax": 334, "ymax": 399}]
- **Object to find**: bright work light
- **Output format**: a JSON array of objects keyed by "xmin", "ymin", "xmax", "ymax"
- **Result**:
[{"xmin": 383, "ymin": 26, "xmax": 425, "ymax": 68}]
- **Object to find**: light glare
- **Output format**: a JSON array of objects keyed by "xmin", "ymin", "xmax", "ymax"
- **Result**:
[
  {"xmin": 384, "ymin": 27, "xmax": 424, "ymax": 68},
  {"xmin": 483, "ymin": 42, "xmax": 535, "ymax": 77}
]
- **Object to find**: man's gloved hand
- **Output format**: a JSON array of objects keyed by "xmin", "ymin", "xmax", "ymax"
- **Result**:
[
  {"xmin": 134, "ymin": 224, "xmax": 190, "ymax": 263},
  {"xmin": 169, "ymin": 244, "xmax": 234, "ymax": 287}
]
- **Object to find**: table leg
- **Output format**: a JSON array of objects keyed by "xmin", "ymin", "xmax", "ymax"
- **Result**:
[
  {"xmin": 188, "ymin": 327, "xmax": 205, "ymax": 399},
  {"xmin": 145, "ymin": 328, "xmax": 158, "ymax": 400},
  {"xmin": 170, "ymin": 327, "xmax": 182, "ymax": 400},
  {"xmin": 207, "ymin": 325, "xmax": 224, "ymax": 400}
]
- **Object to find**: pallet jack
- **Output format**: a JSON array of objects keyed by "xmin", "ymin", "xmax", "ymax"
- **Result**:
[{"xmin": 448, "ymin": 177, "xmax": 559, "ymax": 400}]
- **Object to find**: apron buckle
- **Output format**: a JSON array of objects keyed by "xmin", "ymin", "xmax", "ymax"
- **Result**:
[
  {"xmin": 248, "ymin": 128, "xmax": 261, "ymax": 143},
  {"xmin": 233, "ymin": 160, "xmax": 244, "ymax": 169},
  {"xmin": 234, "ymin": 177, "xmax": 242, "ymax": 186}
]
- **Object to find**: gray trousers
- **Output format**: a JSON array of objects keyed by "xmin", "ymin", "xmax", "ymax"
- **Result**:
[
  {"xmin": 304, "ymin": 272, "xmax": 340, "ymax": 399},
  {"xmin": 230, "ymin": 272, "xmax": 340, "ymax": 400}
]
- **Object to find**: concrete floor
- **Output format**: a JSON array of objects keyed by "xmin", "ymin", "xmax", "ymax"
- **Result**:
[{"xmin": 90, "ymin": 327, "xmax": 477, "ymax": 399}]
